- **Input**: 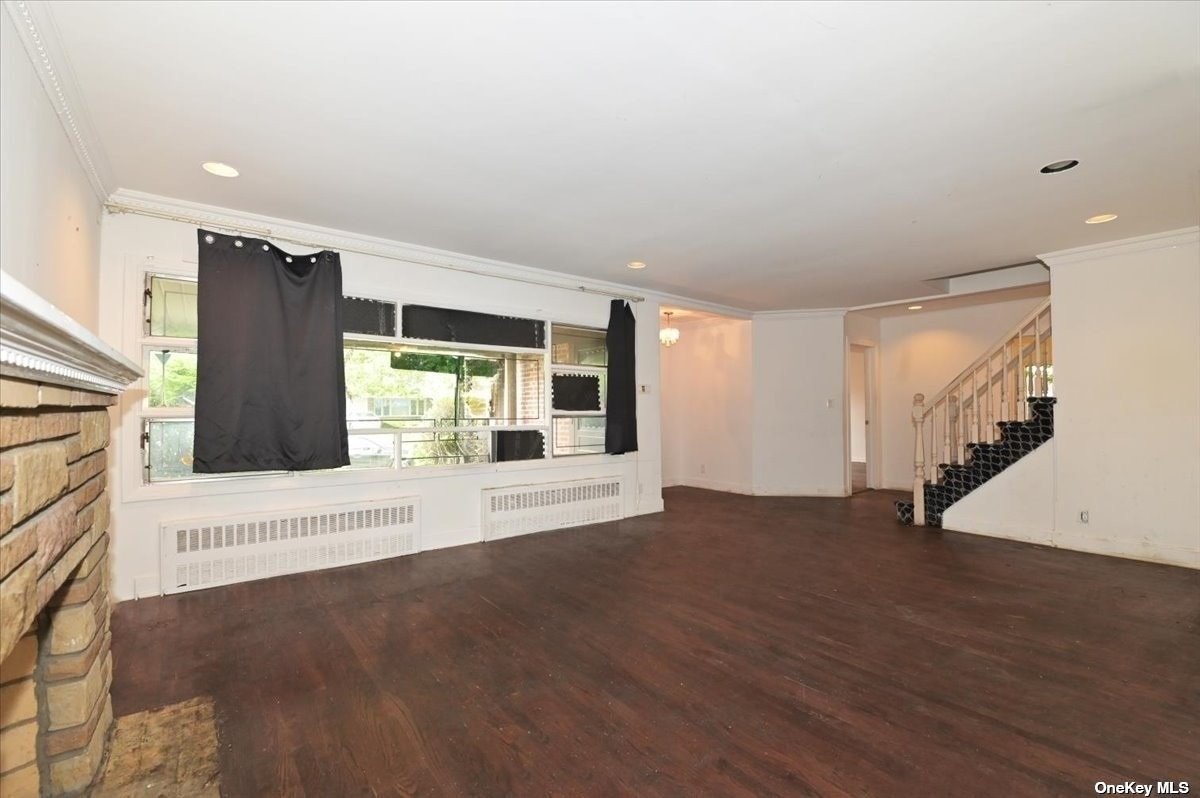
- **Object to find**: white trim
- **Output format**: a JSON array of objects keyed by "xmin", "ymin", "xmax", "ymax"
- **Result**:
[
  {"xmin": 752, "ymin": 308, "xmax": 848, "ymax": 320},
  {"xmin": 0, "ymin": 269, "xmax": 140, "ymax": 393},
  {"xmin": 2, "ymin": 0, "xmax": 112, "ymax": 200},
  {"xmin": 106, "ymin": 190, "xmax": 752, "ymax": 318},
  {"xmin": 1038, "ymin": 227, "xmax": 1200, "ymax": 267}
]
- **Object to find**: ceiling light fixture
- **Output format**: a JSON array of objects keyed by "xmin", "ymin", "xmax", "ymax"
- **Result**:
[
  {"xmin": 1040, "ymin": 159, "xmax": 1079, "ymax": 174},
  {"xmin": 660, "ymin": 312, "xmax": 680, "ymax": 347},
  {"xmin": 202, "ymin": 161, "xmax": 239, "ymax": 178},
  {"xmin": 1085, "ymin": 213, "xmax": 1118, "ymax": 224},
  {"xmin": 907, "ymin": 305, "xmax": 923, "ymax": 311},
  {"xmin": 627, "ymin": 261, "xmax": 646, "ymax": 270}
]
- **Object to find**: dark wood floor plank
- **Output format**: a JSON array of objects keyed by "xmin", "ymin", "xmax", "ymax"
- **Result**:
[{"xmin": 111, "ymin": 488, "xmax": 1200, "ymax": 797}]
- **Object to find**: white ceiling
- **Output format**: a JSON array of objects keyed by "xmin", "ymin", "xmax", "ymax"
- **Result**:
[{"xmin": 46, "ymin": 1, "xmax": 1200, "ymax": 310}]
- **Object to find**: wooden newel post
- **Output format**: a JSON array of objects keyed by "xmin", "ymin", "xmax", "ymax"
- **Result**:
[{"xmin": 912, "ymin": 393, "xmax": 926, "ymax": 526}]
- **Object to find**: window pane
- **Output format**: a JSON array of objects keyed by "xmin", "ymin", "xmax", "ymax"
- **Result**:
[
  {"xmin": 402, "ymin": 305, "xmax": 545, "ymax": 348},
  {"xmin": 551, "ymin": 325, "xmax": 607, "ymax": 366},
  {"xmin": 342, "ymin": 296, "xmax": 397, "ymax": 336},
  {"xmin": 345, "ymin": 346, "xmax": 544, "ymax": 428},
  {"xmin": 148, "ymin": 275, "xmax": 198, "ymax": 338},
  {"xmin": 146, "ymin": 419, "xmax": 202, "ymax": 482},
  {"xmin": 145, "ymin": 420, "xmax": 288, "ymax": 483},
  {"xmin": 347, "ymin": 433, "xmax": 395, "ymax": 469},
  {"xmin": 551, "ymin": 373, "xmax": 603, "ymax": 411},
  {"xmin": 401, "ymin": 430, "xmax": 491, "ymax": 467},
  {"xmin": 493, "ymin": 430, "xmax": 546, "ymax": 462},
  {"xmin": 145, "ymin": 349, "xmax": 197, "ymax": 408},
  {"xmin": 553, "ymin": 417, "xmax": 606, "ymax": 456}
]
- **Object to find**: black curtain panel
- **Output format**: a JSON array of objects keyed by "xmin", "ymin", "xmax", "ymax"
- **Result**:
[
  {"xmin": 604, "ymin": 299, "xmax": 638, "ymax": 454},
  {"xmin": 193, "ymin": 229, "xmax": 349, "ymax": 472}
]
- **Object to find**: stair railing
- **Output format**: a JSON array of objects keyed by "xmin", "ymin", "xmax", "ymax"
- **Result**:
[{"xmin": 910, "ymin": 297, "xmax": 1051, "ymax": 525}]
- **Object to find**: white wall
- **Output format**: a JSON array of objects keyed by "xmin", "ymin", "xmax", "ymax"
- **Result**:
[
  {"xmin": 98, "ymin": 211, "xmax": 665, "ymax": 601},
  {"xmin": 877, "ymin": 296, "xmax": 1045, "ymax": 489},
  {"xmin": 1044, "ymin": 230, "xmax": 1199, "ymax": 568},
  {"xmin": 848, "ymin": 347, "xmax": 867, "ymax": 461},
  {"xmin": 942, "ymin": 441, "xmax": 1055, "ymax": 545},
  {"xmin": 0, "ymin": 10, "xmax": 102, "ymax": 330},
  {"xmin": 660, "ymin": 316, "xmax": 753, "ymax": 493},
  {"xmin": 751, "ymin": 312, "xmax": 847, "ymax": 496}
]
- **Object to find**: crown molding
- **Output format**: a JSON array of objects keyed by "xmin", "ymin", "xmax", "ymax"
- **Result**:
[
  {"xmin": 105, "ymin": 189, "xmax": 754, "ymax": 319},
  {"xmin": 0, "ymin": 270, "xmax": 140, "ymax": 393},
  {"xmin": 3, "ymin": 0, "xmax": 113, "ymax": 201},
  {"xmin": 1038, "ymin": 227, "xmax": 1199, "ymax": 267}
]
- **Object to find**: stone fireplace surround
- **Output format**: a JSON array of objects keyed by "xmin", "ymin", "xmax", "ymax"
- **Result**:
[{"xmin": 0, "ymin": 272, "xmax": 139, "ymax": 796}]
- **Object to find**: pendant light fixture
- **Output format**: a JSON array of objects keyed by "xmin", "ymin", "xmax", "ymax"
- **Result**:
[{"xmin": 659, "ymin": 312, "xmax": 680, "ymax": 347}]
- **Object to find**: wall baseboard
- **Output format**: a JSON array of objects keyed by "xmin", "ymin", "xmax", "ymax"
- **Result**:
[
  {"xmin": 671, "ymin": 477, "xmax": 756, "ymax": 496},
  {"xmin": 1049, "ymin": 529, "xmax": 1200, "ymax": 570}
]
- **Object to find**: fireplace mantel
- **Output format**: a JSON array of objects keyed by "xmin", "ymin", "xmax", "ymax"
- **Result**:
[{"xmin": 0, "ymin": 270, "xmax": 140, "ymax": 394}]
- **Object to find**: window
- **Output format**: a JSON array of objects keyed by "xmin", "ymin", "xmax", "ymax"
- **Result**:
[
  {"xmin": 137, "ymin": 274, "xmax": 574, "ymax": 482},
  {"xmin": 141, "ymin": 275, "xmax": 232, "ymax": 483},
  {"xmin": 550, "ymin": 324, "xmax": 607, "ymax": 456},
  {"xmin": 344, "ymin": 343, "xmax": 546, "ymax": 468}
]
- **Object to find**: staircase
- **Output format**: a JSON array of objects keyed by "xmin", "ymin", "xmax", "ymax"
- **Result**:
[{"xmin": 896, "ymin": 298, "xmax": 1053, "ymax": 527}]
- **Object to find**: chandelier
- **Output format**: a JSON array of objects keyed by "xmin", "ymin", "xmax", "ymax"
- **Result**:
[{"xmin": 659, "ymin": 312, "xmax": 680, "ymax": 347}]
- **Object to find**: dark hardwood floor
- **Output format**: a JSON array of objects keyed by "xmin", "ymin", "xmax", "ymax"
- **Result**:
[{"xmin": 111, "ymin": 488, "xmax": 1200, "ymax": 797}]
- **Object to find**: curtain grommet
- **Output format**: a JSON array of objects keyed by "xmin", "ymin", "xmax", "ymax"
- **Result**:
[
  {"xmin": 234, "ymin": 240, "xmax": 243, "ymax": 248},
  {"xmin": 310, "ymin": 256, "xmax": 316, "ymax": 263},
  {"xmin": 285, "ymin": 256, "xmax": 292, "ymax": 263},
  {"xmin": 204, "ymin": 234, "xmax": 215, "ymax": 244},
  {"xmin": 263, "ymin": 244, "xmax": 270, "ymax": 251}
]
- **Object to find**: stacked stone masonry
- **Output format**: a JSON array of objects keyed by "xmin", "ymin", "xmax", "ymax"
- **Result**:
[{"xmin": 0, "ymin": 376, "xmax": 116, "ymax": 797}]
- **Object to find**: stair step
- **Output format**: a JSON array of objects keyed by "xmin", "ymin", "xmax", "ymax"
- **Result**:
[{"xmin": 900, "ymin": 398, "xmax": 1056, "ymax": 530}]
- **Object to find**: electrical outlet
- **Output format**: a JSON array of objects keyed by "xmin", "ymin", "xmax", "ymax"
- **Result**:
[{"xmin": 1079, "ymin": 510, "xmax": 1089, "ymax": 524}]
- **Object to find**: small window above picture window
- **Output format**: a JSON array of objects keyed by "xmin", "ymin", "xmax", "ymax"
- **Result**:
[
  {"xmin": 145, "ymin": 275, "xmax": 198, "ymax": 337},
  {"xmin": 402, "ymin": 304, "xmax": 545, "ymax": 349},
  {"xmin": 551, "ymin": 325, "xmax": 607, "ymax": 367}
]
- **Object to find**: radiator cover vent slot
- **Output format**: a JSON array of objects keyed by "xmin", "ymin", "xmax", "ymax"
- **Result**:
[
  {"xmin": 482, "ymin": 477, "xmax": 622, "ymax": 541},
  {"xmin": 160, "ymin": 498, "xmax": 420, "ymax": 594}
]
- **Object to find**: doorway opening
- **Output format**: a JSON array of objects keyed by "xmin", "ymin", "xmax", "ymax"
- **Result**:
[{"xmin": 849, "ymin": 344, "xmax": 874, "ymax": 493}]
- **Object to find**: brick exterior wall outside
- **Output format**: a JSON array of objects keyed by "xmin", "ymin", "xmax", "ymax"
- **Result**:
[
  {"xmin": 0, "ymin": 376, "xmax": 116, "ymax": 796},
  {"xmin": 517, "ymin": 358, "xmax": 544, "ymax": 423}
]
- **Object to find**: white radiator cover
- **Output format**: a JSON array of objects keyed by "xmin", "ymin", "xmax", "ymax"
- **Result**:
[
  {"xmin": 482, "ymin": 476, "xmax": 622, "ymax": 541},
  {"xmin": 160, "ymin": 497, "xmax": 420, "ymax": 594}
]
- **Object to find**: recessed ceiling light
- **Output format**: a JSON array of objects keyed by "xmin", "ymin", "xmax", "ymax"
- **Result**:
[
  {"xmin": 907, "ymin": 305, "xmax": 923, "ymax": 311},
  {"xmin": 627, "ymin": 261, "xmax": 646, "ymax": 270},
  {"xmin": 1085, "ymin": 213, "xmax": 1118, "ymax": 224},
  {"xmin": 202, "ymin": 161, "xmax": 239, "ymax": 178},
  {"xmin": 1040, "ymin": 159, "xmax": 1079, "ymax": 174}
]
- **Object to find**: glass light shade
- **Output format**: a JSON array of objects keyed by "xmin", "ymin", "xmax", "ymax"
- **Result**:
[{"xmin": 659, "ymin": 326, "xmax": 680, "ymax": 347}]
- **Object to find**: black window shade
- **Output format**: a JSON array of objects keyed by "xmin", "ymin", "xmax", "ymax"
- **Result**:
[
  {"xmin": 402, "ymin": 304, "xmax": 545, "ymax": 349},
  {"xmin": 493, "ymin": 430, "xmax": 545, "ymax": 462},
  {"xmin": 342, "ymin": 296, "xmax": 397, "ymax": 336},
  {"xmin": 552, "ymin": 374, "xmax": 601, "ymax": 411}
]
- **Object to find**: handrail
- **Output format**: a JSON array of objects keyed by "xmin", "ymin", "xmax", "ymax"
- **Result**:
[
  {"xmin": 908, "ymin": 296, "xmax": 1052, "ymax": 526},
  {"xmin": 921, "ymin": 296, "xmax": 1051, "ymax": 419}
]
